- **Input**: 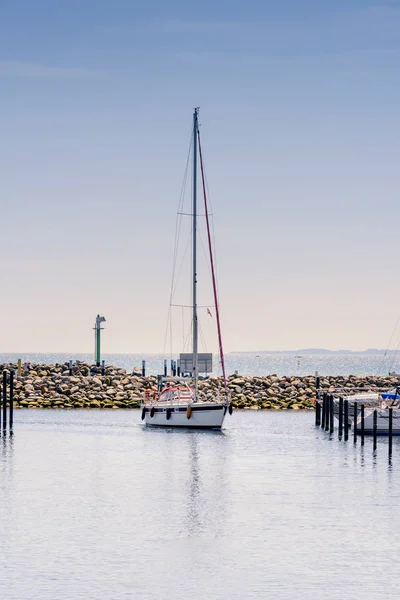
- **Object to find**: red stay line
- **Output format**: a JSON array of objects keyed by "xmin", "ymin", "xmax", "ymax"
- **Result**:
[{"xmin": 197, "ymin": 130, "xmax": 227, "ymax": 390}]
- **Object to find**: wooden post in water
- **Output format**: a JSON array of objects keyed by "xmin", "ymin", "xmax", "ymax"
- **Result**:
[
  {"xmin": 177, "ymin": 360, "xmax": 180, "ymax": 377},
  {"xmin": 325, "ymin": 394, "xmax": 330, "ymax": 432},
  {"xmin": 373, "ymin": 410, "xmax": 378, "ymax": 452},
  {"xmin": 344, "ymin": 400, "xmax": 349, "ymax": 441},
  {"xmin": 142, "ymin": 360, "xmax": 146, "ymax": 377},
  {"xmin": 353, "ymin": 403, "xmax": 358, "ymax": 444},
  {"xmin": 9, "ymin": 370, "xmax": 14, "ymax": 433},
  {"xmin": 361, "ymin": 404, "xmax": 365, "ymax": 446},
  {"xmin": 315, "ymin": 399, "xmax": 320, "ymax": 426},
  {"xmin": 2, "ymin": 371, "xmax": 7, "ymax": 432},
  {"xmin": 102, "ymin": 360, "xmax": 105, "ymax": 376},
  {"xmin": 325, "ymin": 394, "xmax": 329, "ymax": 431},
  {"xmin": 315, "ymin": 372, "xmax": 321, "ymax": 426},
  {"xmin": 321, "ymin": 393, "xmax": 326, "ymax": 429},
  {"xmin": 17, "ymin": 358, "xmax": 22, "ymax": 377},
  {"xmin": 329, "ymin": 395, "xmax": 334, "ymax": 433},
  {"xmin": 69, "ymin": 360, "xmax": 73, "ymax": 376},
  {"xmin": 338, "ymin": 397, "xmax": 343, "ymax": 438},
  {"xmin": 389, "ymin": 408, "xmax": 393, "ymax": 457},
  {"xmin": 163, "ymin": 360, "xmax": 167, "ymax": 377}
]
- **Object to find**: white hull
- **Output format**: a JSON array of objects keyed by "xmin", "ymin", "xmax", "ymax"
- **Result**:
[
  {"xmin": 141, "ymin": 402, "xmax": 227, "ymax": 429},
  {"xmin": 358, "ymin": 409, "xmax": 400, "ymax": 435}
]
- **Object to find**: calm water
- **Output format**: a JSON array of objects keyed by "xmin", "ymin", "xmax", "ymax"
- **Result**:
[
  {"xmin": 1, "ymin": 352, "xmax": 400, "ymax": 376},
  {"xmin": 0, "ymin": 411, "xmax": 399, "ymax": 599}
]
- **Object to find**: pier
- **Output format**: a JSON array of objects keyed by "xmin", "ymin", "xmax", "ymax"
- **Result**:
[{"xmin": 315, "ymin": 391, "xmax": 397, "ymax": 459}]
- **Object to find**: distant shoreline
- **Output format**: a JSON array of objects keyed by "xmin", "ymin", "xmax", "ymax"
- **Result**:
[{"xmin": 230, "ymin": 349, "xmax": 397, "ymax": 355}]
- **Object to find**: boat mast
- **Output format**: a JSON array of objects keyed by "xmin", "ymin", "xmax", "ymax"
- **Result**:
[{"xmin": 192, "ymin": 108, "xmax": 199, "ymax": 400}]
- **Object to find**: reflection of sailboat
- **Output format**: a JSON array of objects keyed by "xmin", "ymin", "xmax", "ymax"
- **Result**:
[
  {"xmin": 186, "ymin": 434, "xmax": 201, "ymax": 536},
  {"xmin": 183, "ymin": 431, "xmax": 227, "ymax": 537},
  {"xmin": 141, "ymin": 109, "xmax": 231, "ymax": 429}
]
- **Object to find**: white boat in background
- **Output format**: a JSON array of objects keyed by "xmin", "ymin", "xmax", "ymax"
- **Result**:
[
  {"xmin": 141, "ymin": 108, "xmax": 231, "ymax": 429},
  {"xmin": 332, "ymin": 386, "xmax": 400, "ymax": 434},
  {"xmin": 355, "ymin": 407, "xmax": 400, "ymax": 435}
]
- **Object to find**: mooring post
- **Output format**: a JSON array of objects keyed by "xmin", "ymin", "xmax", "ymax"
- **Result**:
[
  {"xmin": 315, "ymin": 371, "xmax": 321, "ymax": 426},
  {"xmin": 316, "ymin": 371, "xmax": 320, "ymax": 405},
  {"xmin": 329, "ymin": 395, "xmax": 334, "ymax": 433},
  {"xmin": 321, "ymin": 393, "xmax": 326, "ymax": 429},
  {"xmin": 325, "ymin": 393, "xmax": 329, "ymax": 431},
  {"xmin": 325, "ymin": 394, "xmax": 330, "ymax": 432},
  {"xmin": 360, "ymin": 404, "xmax": 365, "ymax": 446},
  {"xmin": 389, "ymin": 408, "xmax": 393, "ymax": 457},
  {"xmin": 344, "ymin": 400, "xmax": 349, "ymax": 441},
  {"xmin": 373, "ymin": 410, "xmax": 378, "ymax": 452},
  {"xmin": 177, "ymin": 360, "xmax": 180, "ymax": 377},
  {"xmin": 2, "ymin": 371, "xmax": 7, "ymax": 432},
  {"xmin": 163, "ymin": 360, "xmax": 167, "ymax": 377},
  {"xmin": 9, "ymin": 370, "xmax": 14, "ymax": 433},
  {"xmin": 69, "ymin": 360, "xmax": 73, "ymax": 376},
  {"xmin": 338, "ymin": 397, "xmax": 343, "ymax": 438},
  {"xmin": 315, "ymin": 397, "xmax": 320, "ymax": 426},
  {"xmin": 17, "ymin": 358, "xmax": 22, "ymax": 377},
  {"xmin": 353, "ymin": 403, "xmax": 358, "ymax": 443},
  {"xmin": 142, "ymin": 360, "xmax": 146, "ymax": 377}
]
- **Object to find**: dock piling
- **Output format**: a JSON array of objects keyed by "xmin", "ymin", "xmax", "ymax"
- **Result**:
[
  {"xmin": 338, "ymin": 397, "xmax": 343, "ymax": 438},
  {"xmin": 315, "ymin": 372, "xmax": 321, "ymax": 426},
  {"xmin": 353, "ymin": 403, "xmax": 358, "ymax": 444},
  {"xmin": 9, "ymin": 370, "xmax": 14, "ymax": 433},
  {"xmin": 344, "ymin": 400, "xmax": 349, "ymax": 441},
  {"xmin": 325, "ymin": 394, "xmax": 330, "ymax": 432},
  {"xmin": 321, "ymin": 393, "xmax": 326, "ymax": 429},
  {"xmin": 389, "ymin": 408, "xmax": 393, "ymax": 457},
  {"xmin": 315, "ymin": 398, "xmax": 321, "ymax": 426},
  {"xmin": 329, "ymin": 395, "xmax": 334, "ymax": 434},
  {"xmin": 373, "ymin": 410, "xmax": 378, "ymax": 452},
  {"xmin": 102, "ymin": 360, "xmax": 105, "ymax": 376},
  {"xmin": 163, "ymin": 360, "xmax": 167, "ymax": 377},
  {"xmin": 361, "ymin": 404, "xmax": 365, "ymax": 446},
  {"xmin": 142, "ymin": 360, "xmax": 146, "ymax": 377},
  {"xmin": 2, "ymin": 371, "xmax": 7, "ymax": 432}
]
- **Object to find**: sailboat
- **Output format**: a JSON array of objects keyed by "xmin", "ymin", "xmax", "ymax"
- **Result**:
[{"xmin": 141, "ymin": 108, "xmax": 231, "ymax": 429}]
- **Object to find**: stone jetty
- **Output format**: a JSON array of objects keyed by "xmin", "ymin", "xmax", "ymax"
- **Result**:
[{"xmin": 0, "ymin": 362, "xmax": 398, "ymax": 410}]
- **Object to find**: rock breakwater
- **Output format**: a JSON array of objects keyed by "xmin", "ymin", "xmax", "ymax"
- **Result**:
[{"xmin": 0, "ymin": 362, "xmax": 398, "ymax": 410}]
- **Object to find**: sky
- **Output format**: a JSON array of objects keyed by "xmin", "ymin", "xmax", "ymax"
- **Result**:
[{"xmin": 1, "ymin": 0, "xmax": 400, "ymax": 354}]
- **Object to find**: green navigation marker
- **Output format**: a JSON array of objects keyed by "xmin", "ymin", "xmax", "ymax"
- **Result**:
[{"xmin": 94, "ymin": 315, "xmax": 106, "ymax": 366}]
